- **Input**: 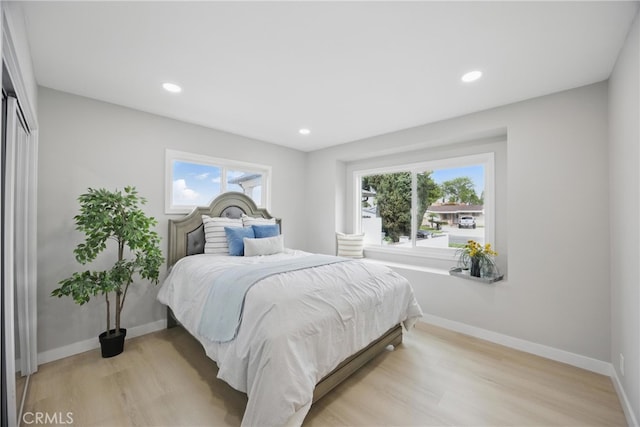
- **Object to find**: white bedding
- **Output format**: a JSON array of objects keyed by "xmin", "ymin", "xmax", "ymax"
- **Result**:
[{"xmin": 157, "ymin": 250, "xmax": 423, "ymax": 426}]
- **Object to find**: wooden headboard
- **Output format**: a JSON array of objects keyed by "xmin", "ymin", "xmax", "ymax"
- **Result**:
[{"xmin": 167, "ymin": 192, "xmax": 280, "ymax": 267}]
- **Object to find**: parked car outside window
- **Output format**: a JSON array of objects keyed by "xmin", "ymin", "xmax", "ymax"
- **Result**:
[{"xmin": 458, "ymin": 216, "xmax": 476, "ymax": 229}]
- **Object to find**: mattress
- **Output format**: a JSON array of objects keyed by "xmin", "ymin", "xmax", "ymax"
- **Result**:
[{"xmin": 157, "ymin": 249, "xmax": 423, "ymax": 426}]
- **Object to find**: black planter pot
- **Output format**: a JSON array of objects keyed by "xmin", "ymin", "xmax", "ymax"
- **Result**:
[
  {"xmin": 98, "ymin": 328, "xmax": 127, "ymax": 358},
  {"xmin": 470, "ymin": 258, "xmax": 482, "ymax": 278}
]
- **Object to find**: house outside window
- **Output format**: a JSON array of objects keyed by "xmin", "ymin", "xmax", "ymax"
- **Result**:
[{"xmin": 165, "ymin": 149, "xmax": 271, "ymax": 214}]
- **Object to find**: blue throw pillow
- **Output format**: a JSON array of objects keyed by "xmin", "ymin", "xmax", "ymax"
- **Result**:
[
  {"xmin": 252, "ymin": 224, "xmax": 280, "ymax": 238},
  {"xmin": 224, "ymin": 226, "xmax": 255, "ymax": 256}
]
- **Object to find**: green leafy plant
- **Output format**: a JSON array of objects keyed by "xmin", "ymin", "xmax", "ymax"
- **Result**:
[{"xmin": 51, "ymin": 187, "xmax": 164, "ymax": 337}]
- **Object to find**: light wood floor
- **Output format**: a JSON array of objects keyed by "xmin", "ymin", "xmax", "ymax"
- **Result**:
[
  {"xmin": 23, "ymin": 323, "xmax": 627, "ymax": 426},
  {"xmin": 16, "ymin": 373, "xmax": 27, "ymax": 418}
]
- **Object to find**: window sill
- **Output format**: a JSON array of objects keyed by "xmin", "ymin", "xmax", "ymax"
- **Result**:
[
  {"xmin": 362, "ymin": 245, "xmax": 457, "ymax": 273},
  {"xmin": 361, "ymin": 258, "xmax": 450, "ymax": 276},
  {"xmin": 449, "ymin": 267, "xmax": 504, "ymax": 283},
  {"xmin": 363, "ymin": 245, "xmax": 457, "ymax": 262}
]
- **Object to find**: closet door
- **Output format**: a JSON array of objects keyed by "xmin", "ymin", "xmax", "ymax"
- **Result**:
[
  {"xmin": 2, "ymin": 94, "xmax": 35, "ymax": 427},
  {"xmin": 1, "ymin": 92, "xmax": 9, "ymax": 427},
  {"xmin": 13, "ymin": 97, "xmax": 36, "ymax": 378},
  {"xmin": 3, "ymin": 94, "xmax": 18, "ymax": 427}
]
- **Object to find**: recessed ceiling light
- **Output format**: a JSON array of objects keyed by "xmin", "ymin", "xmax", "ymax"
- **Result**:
[
  {"xmin": 299, "ymin": 128, "xmax": 311, "ymax": 135},
  {"xmin": 162, "ymin": 82, "xmax": 182, "ymax": 93},
  {"xmin": 461, "ymin": 70, "xmax": 482, "ymax": 83}
]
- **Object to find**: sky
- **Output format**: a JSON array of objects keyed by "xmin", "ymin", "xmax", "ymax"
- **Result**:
[
  {"xmin": 172, "ymin": 161, "xmax": 253, "ymax": 206},
  {"xmin": 431, "ymin": 165, "xmax": 484, "ymax": 197}
]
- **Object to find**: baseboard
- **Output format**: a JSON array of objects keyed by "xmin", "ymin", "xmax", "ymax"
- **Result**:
[
  {"xmin": 611, "ymin": 368, "xmax": 639, "ymax": 427},
  {"xmin": 37, "ymin": 319, "xmax": 166, "ymax": 365},
  {"xmin": 418, "ymin": 314, "xmax": 611, "ymax": 375}
]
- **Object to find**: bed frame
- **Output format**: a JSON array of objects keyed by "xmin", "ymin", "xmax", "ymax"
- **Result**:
[{"xmin": 165, "ymin": 191, "xmax": 402, "ymax": 404}]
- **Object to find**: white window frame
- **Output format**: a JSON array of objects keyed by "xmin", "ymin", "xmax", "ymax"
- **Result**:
[
  {"xmin": 353, "ymin": 152, "xmax": 495, "ymax": 262},
  {"xmin": 165, "ymin": 149, "xmax": 271, "ymax": 214}
]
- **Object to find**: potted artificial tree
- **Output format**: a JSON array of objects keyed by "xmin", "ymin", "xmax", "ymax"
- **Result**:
[{"xmin": 52, "ymin": 186, "xmax": 164, "ymax": 357}]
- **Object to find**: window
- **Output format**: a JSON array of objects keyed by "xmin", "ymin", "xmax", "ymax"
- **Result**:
[
  {"xmin": 166, "ymin": 149, "xmax": 270, "ymax": 214},
  {"xmin": 355, "ymin": 153, "xmax": 494, "ymax": 260}
]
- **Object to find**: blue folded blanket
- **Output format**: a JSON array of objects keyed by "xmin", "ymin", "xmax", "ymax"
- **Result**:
[{"xmin": 198, "ymin": 254, "xmax": 351, "ymax": 342}]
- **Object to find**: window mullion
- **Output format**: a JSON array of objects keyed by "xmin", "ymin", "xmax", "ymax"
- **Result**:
[
  {"xmin": 355, "ymin": 173, "xmax": 362, "ymax": 234},
  {"xmin": 221, "ymin": 167, "xmax": 227, "ymax": 193},
  {"xmin": 411, "ymin": 171, "xmax": 417, "ymax": 249}
]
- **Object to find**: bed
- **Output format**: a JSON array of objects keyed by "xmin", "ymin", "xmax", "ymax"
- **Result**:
[{"xmin": 158, "ymin": 192, "xmax": 423, "ymax": 426}]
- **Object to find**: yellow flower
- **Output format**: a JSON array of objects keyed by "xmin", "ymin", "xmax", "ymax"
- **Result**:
[
  {"xmin": 460, "ymin": 239, "xmax": 497, "ymax": 260},
  {"xmin": 483, "ymin": 243, "xmax": 497, "ymax": 256},
  {"xmin": 457, "ymin": 239, "xmax": 498, "ymax": 276}
]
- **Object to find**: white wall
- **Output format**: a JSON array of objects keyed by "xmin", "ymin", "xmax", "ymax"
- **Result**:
[
  {"xmin": 306, "ymin": 82, "xmax": 611, "ymax": 363},
  {"xmin": 609, "ymin": 10, "xmax": 640, "ymax": 425},
  {"xmin": 37, "ymin": 87, "xmax": 307, "ymax": 353}
]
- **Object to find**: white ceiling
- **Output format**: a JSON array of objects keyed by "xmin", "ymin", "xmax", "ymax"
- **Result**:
[{"xmin": 21, "ymin": 1, "xmax": 638, "ymax": 152}]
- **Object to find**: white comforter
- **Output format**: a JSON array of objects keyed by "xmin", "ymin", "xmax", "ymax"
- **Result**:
[{"xmin": 157, "ymin": 250, "xmax": 423, "ymax": 426}]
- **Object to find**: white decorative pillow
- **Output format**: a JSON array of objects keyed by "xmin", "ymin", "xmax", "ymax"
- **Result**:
[
  {"xmin": 243, "ymin": 235, "xmax": 285, "ymax": 257},
  {"xmin": 202, "ymin": 215, "xmax": 242, "ymax": 255},
  {"xmin": 336, "ymin": 232, "xmax": 365, "ymax": 258},
  {"xmin": 242, "ymin": 214, "xmax": 276, "ymax": 227}
]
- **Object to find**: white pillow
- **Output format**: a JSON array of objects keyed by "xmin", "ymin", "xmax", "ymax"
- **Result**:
[
  {"xmin": 242, "ymin": 214, "xmax": 276, "ymax": 227},
  {"xmin": 202, "ymin": 215, "xmax": 242, "ymax": 255},
  {"xmin": 336, "ymin": 232, "xmax": 365, "ymax": 258},
  {"xmin": 243, "ymin": 235, "xmax": 284, "ymax": 257}
]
